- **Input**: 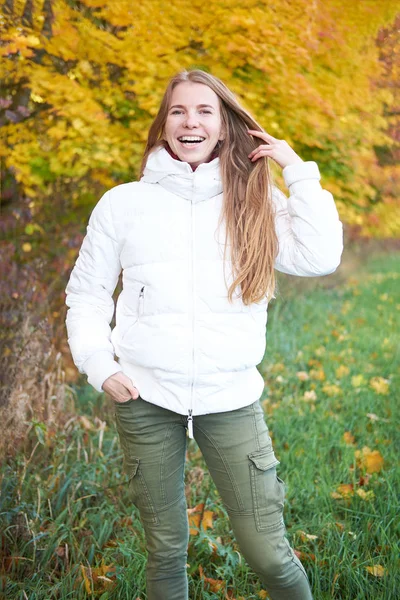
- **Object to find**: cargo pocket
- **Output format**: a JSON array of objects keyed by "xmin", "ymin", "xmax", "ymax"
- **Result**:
[
  {"xmin": 248, "ymin": 446, "xmax": 285, "ymax": 533},
  {"xmin": 116, "ymin": 416, "xmax": 159, "ymax": 527},
  {"xmin": 125, "ymin": 455, "xmax": 160, "ymax": 526}
]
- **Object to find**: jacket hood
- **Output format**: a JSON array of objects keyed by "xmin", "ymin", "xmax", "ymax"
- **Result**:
[{"xmin": 141, "ymin": 146, "xmax": 223, "ymax": 203}]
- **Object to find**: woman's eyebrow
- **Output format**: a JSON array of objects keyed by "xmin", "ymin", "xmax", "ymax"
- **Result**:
[{"xmin": 169, "ymin": 104, "xmax": 215, "ymax": 110}]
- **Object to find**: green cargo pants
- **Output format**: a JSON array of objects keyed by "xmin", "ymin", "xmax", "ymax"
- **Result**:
[{"xmin": 115, "ymin": 397, "xmax": 313, "ymax": 600}]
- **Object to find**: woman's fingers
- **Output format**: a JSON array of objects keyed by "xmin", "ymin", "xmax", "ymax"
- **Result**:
[
  {"xmin": 247, "ymin": 130, "xmax": 276, "ymax": 161},
  {"xmin": 247, "ymin": 129, "xmax": 277, "ymax": 144},
  {"xmin": 246, "ymin": 131, "xmax": 304, "ymax": 169},
  {"xmin": 102, "ymin": 371, "xmax": 139, "ymax": 403},
  {"xmin": 248, "ymin": 145, "xmax": 273, "ymax": 161}
]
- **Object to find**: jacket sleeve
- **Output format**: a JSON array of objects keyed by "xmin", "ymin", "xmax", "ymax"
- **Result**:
[
  {"xmin": 272, "ymin": 161, "xmax": 343, "ymax": 276},
  {"xmin": 65, "ymin": 190, "xmax": 123, "ymax": 392}
]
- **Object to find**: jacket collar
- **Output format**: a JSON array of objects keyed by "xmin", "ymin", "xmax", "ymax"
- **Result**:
[{"xmin": 141, "ymin": 146, "xmax": 223, "ymax": 203}]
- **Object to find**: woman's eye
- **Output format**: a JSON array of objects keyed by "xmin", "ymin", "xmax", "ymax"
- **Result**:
[
  {"xmin": 171, "ymin": 110, "xmax": 183, "ymax": 115},
  {"xmin": 200, "ymin": 110, "xmax": 212, "ymax": 114}
]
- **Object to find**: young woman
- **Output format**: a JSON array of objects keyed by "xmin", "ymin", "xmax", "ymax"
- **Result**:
[{"xmin": 65, "ymin": 69, "xmax": 343, "ymax": 600}]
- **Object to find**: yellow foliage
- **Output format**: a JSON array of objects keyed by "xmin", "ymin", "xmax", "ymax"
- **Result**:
[{"xmin": 1, "ymin": 0, "xmax": 399, "ymax": 238}]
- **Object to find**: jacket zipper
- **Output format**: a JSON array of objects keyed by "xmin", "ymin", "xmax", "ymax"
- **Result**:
[{"xmin": 188, "ymin": 192, "xmax": 196, "ymax": 439}]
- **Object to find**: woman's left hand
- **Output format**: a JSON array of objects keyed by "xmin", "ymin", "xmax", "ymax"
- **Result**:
[{"xmin": 247, "ymin": 129, "xmax": 304, "ymax": 169}]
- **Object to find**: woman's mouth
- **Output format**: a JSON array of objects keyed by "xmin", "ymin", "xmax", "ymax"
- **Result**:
[{"xmin": 177, "ymin": 136, "xmax": 206, "ymax": 148}]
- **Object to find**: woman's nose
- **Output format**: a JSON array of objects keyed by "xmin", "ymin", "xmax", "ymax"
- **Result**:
[{"xmin": 183, "ymin": 112, "xmax": 199, "ymax": 128}]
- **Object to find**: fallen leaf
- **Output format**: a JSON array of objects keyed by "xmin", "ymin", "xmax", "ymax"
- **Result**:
[
  {"xmin": 80, "ymin": 562, "xmax": 116, "ymax": 595},
  {"xmin": 298, "ymin": 530, "xmax": 318, "ymax": 541},
  {"xmin": 366, "ymin": 412, "xmax": 389, "ymax": 423},
  {"xmin": 332, "ymin": 484, "xmax": 354, "ymax": 499},
  {"xmin": 187, "ymin": 504, "xmax": 214, "ymax": 535},
  {"xmin": 355, "ymin": 447, "xmax": 384, "ymax": 474},
  {"xmin": 310, "ymin": 368, "xmax": 326, "ymax": 381},
  {"xmin": 351, "ymin": 374, "xmax": 366, "ymax": 387},
  {"xmin": 369, "ymin": 377, "xmax": 390, "ymax": 395},
  {"xmin": 356, "ymin": 488, "xmax": 375, "ymax": 501},
  {"xmin": 293, "ymin": 549, "xmax": 316, "ymax": 562},
  {"xmin": 322, "ymin": 383, "xmax": 343, "ymax": 397},
  {"xmin": 335, "ymin": 365, "xmax": 350, "ymax": 378},
  {"xmin": 366, "ymin": 565, "xmax": 386, "ymax": 577},
  {"xmin": 199, "ymin": 564, "xmax": 225, "ymax": 592},
  {"xmin": 343, "ymin": 431, "xmax": 355, "ymax": 445}
]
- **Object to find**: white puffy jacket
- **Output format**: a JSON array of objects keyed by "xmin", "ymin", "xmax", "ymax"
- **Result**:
[{"xmin": 65, "ymin": 147, "xmax": 343, "ymax": 432}]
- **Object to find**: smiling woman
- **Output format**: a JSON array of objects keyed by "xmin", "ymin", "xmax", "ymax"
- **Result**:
[{"xmin": 65, "ymin": 69, "xmax": 343, "ymax": 600}]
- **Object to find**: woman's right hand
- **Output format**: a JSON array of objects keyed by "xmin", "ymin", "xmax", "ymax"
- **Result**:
[{"xmin": 102, "ymin": 371, "xmax": 140, "ymax": 403}]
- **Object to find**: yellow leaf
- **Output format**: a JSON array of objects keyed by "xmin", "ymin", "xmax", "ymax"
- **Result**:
[
  {"xmin": 80, "ymin": 565, "xmax": 92, "ymax": 595},
  {"xmin": 343, "ymin": 431, "xmax": 355, "ymax": 445},
  {"xmin": 351, "ymin": 374, "xmax": 366, "ymax": 387},
  {"xmin": 322, "ymin": 383, "xmax": 343, "ymax": 397},
  {"xmin": 187, "ymin": 503, "xmax": 213, "ymax": 535},
  {"xmin": 335, "ymin": 484, "xmax": 354, "ymax": 498},
  {"xmin": 355, "ymin": 447, "xmax": 384, "ymax": 474},
  {"xmin": 202, "ymin": 510, "xmax": 214, "ymax": 531},
  {"xmin": 309, "ymin": 369, "xmax": 326, "ymax": 381},
  {"xmin": 356, "ymin": 488, "xmax": 375, "ymax": 501},
  {"xmin": 335, "ymin": 365, "xmax": 350, "ymax": 378},
  {"xmin": 366, "ymin": 565, "xmax": 386, "ymax": 577},
  {"xmin": 22, "ymin": 243, "xmax": 32, "ymax": 252},
  {"xmin": 331, "ymin": 492, "xmax": 343, "ymax": 499},
  {"xmin": 369, "ymin": 377, "xmax": 390, "ymax": 395}
]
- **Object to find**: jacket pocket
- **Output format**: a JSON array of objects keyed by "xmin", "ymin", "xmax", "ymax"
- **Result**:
[
  {"xmin": 137, "ymin": 285, "xmax": 145, "ymax": 318},
  {"xmin": 248, "ymin": 446, "xmax": 285, "ymax": 532},
  {"xmin": 121, "ymin": 285, "xmax": 145, "ymax": 344}
]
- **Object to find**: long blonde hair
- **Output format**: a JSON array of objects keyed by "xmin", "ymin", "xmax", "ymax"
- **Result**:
[{"xmin": 140, "ymin": 70, "xmax": 278, "ymax": 305}]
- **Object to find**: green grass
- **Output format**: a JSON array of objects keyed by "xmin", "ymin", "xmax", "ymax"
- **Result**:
[{"xmin": 1, "ymin": 252, "xmax": 399, "ymax": 599}]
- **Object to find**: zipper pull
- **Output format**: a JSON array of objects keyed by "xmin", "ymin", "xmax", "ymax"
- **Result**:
[
  {"xmin": 139, "ymin": 286, "xmax": 144, "ymax": 297},
  {"xmin": 187, "ymin": 409, "xmax": 194, "ymax": 439}
]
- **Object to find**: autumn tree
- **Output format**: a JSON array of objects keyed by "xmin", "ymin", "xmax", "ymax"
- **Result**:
[{"xmin": 1, "ymin": 0, "xmax": 399, "ymax": 239}]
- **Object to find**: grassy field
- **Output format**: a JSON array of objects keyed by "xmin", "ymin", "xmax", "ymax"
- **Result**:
[{"xmin": 1, "ymin": 250, "xmax": 399, "ymax": 599}]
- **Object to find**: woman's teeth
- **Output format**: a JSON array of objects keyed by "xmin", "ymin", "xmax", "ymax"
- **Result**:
[{"xmin": 178, "ymin": 136, "xmax": 205, "ymax": 145}]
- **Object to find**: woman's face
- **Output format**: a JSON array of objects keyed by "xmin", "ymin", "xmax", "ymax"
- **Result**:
[{"xmin": 164, "ymin": 82, "xmax": 224, "ymax": 169}]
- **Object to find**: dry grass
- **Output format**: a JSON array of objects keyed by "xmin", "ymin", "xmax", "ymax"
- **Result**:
[{"xmin": 0, "ymin": 246, "xmax": 75, "ymax": 459}]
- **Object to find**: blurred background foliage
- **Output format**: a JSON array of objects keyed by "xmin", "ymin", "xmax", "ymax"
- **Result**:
[{"xmin": 0, "ymin": 0, "xmax": 399, "ymax": 437}]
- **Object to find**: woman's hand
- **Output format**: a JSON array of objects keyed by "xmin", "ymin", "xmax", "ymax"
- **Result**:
[
  {"xmin": 247, "ymin": 129, "xmax": 304, "ymax": 169},
  {"xmin": 102, "ymin": 371, "xmax": 140, "ymax": 403}
]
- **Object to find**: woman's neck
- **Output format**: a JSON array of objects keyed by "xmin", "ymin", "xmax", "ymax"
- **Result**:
[{"xmin": 164, "ymin": 143, "xmax": 219, "ymax": 171}]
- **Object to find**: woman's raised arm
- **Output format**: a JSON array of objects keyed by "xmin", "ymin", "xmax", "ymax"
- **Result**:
[
  {"xmin": 247, "ymin": 129, "xmax": 343, "ymax": 277},
  {"xmin": 272, "ymin": 161, "xmax": 344, "ymax": 277}
]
